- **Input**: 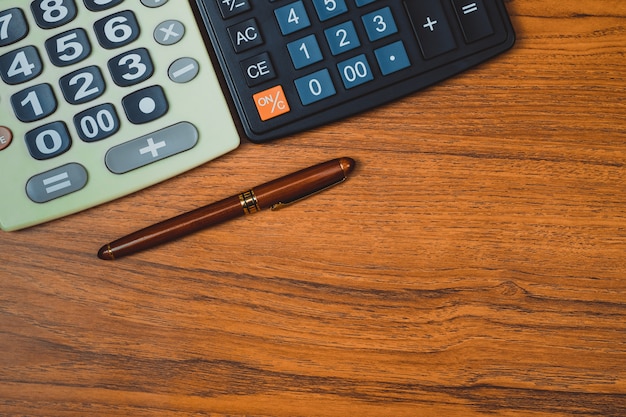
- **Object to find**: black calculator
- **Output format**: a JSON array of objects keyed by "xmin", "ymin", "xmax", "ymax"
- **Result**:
[{"xmin": 196, "ymin": 0, "xmax": 516, "ymax": 142}]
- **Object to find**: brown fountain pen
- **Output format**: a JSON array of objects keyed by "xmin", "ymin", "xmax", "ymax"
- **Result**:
[{"xmin": 98, "ymin": 157, "xmax": 356, "ymax": 260}]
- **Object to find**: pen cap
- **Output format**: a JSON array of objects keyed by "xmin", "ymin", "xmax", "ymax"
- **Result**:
[{"xmin": 253, "ymin": 158, "xmax": 355, "ymax": 209}]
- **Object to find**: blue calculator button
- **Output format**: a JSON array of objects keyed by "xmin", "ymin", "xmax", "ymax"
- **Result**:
[
  {"xmin": 0, "ymin": 46, "xmax": 43, "ymax": 85},
  {"xmin": 122, "ymin": 85, "xmax": 169, "ymax": 124},
  {"xmin": 287, "ymin": 34, "xmax": 323, "ymax": 69},
  {"xmin": 59, "ymin": 65, "xmax": 106, "ymax": 105},
  {"xmin": 227, "ymin": 18, "xmax": 264, "ymax": 53},
  {"xmin": 26, "ymin": 163, "xmax": 88, "ymax": 204},
  {"xmin": 274, "ymin": 1, "xmax": 311, "ymax": 35},
  {"xmin": 45, "ymin": 28, "xmax": 92, "ymax": 67},
  {"xmin": 375, "ymin": 40, "xmax": 410, "ymax": 75},
  {"xmin": 94, "ymin": 10, "xmax": 140, "ymax": 50},
  {"xmin": 25, "ymin": 121, "xmax": 71, "ymax": 161},
  {"xmin": 362, "ymin": 7, "xmax": 398, "ymax": 42},
  {"xmin": 0, "ymin": 8, "xmax": 29, "ymax": 47},
  {"xmin": 312, "ymin": 0, "xmax": 348, "ymax": 22},
  {"xmin": 355, "ymin": 0, "xmax": 376, "ymax": 7},
  {"xmin": 337, "ymin": 54, "xmax": 374, "ymax": 89},
  {"xmin": 325, "ymin": 21, "xmax": 360, "ymax": 55},
  {"xmin": 11, "ymin": 83, "xmax": 57, "ymax": 122},
  {"xmin": 295, "ymin": 69, "xmax": 336, "ymax": 105},
  {"xmin": 31, "ymin": 0, "xmax": 77, "ymax": 29},
  {"xmin": 74, "ymin": 103, "xmax": 120, "ymax": 142}
]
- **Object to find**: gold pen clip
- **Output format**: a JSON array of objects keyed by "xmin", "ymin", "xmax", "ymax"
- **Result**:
[{"xmin": 270, "ymin": 177, "xmax": 347, "ymax": 211}]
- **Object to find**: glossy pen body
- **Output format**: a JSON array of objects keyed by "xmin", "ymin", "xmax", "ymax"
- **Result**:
[{"xmin": 98, "ymin": 157, "xmax": 355, "ymax": 260}]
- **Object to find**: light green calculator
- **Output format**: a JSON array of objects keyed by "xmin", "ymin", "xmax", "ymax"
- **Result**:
[{"xmin": 0, "ymin": 0, "xmax": 240, "ymax": 231}]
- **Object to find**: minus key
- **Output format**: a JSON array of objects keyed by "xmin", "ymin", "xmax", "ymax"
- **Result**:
[{"xmin": 168, "ymin": 58, "xmax": 200, "ymax": 83}]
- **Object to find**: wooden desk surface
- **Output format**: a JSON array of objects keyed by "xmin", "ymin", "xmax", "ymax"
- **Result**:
[{"xmin": 2, "ymin": 0, "xmax": 625, "ymax": 415}]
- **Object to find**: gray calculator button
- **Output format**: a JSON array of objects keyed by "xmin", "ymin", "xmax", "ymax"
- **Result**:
[
  {"xmin": 154, "ymin": 20, "xmax": 185, "ymax": 45},
  {"xmin": 168, "ymin": 58, "xmax": 199, "ymax": 83},
  {"xmin": 105, "ymin": 122, "xmax": 198, "ymax": 174},
  {"xmin": 141, "ymin": 0, "xmax": 169, "ymax": 7},
  {"xmin": 26, "ymin": 163, "xmax": 88, "ymax": 203}
]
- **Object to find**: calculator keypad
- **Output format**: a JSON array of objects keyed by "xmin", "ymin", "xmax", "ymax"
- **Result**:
[
  {"xmin": 0, "ymin": 0, "xmax": 240, "ymax": 231},
  {"xmin": 195, "ymin": 0, "xmax": 514, "ymax": 142}
]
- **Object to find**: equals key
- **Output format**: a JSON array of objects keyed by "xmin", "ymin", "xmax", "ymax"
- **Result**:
[{"xmin": 452, "ymin": 0, "xmax": 494, "ymax": 43}]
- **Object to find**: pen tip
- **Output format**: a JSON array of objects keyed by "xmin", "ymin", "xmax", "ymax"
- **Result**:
[
  {"xmin": 339, "ymin": 157, "xmax": 356, "ymax": 175},
  {"xmin": 97, "ymin": 244, "xmax": 115, "ymax": 260}
]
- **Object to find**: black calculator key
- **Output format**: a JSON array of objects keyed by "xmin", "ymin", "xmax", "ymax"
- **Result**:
[
  {"xmin": 74, "ymin": 103, "xmax": 120, "ymax": 142},
  {"xmin": 241, "ymin": 52, "xmax": 276, "ymax": 87},
  {"xmin": 83, "ymin": 0, "xmax": 124, "ymax": 12},
  {"xmin": 216, "ymin": 0, "xmax": 251, "ymax": 19},
  {"xmin": 451, "ymin": 0, "xmax": 494, "ymax": 43},
  {"xmin": 122, "ymin": 85, "xmax": 169, "ymax": 124},
  {"xmin": 108, "ymin": 47, "xmax": 154, "ymax": 87},
  {"xmin": 25, "ymin": 121, "xmax": 71, "ymax": 160},
  {"xmin": 94, "ymin": 10, "xmax": 140, "ymax": 50},
  {"xmin": 31, "ymin": 0, "xmax": 78, "ymax": 29},
  {"xmin": 404, "ymin": 0, "xmax": 457, "ymax": 59},
  {"xmin": 11, "ymin": 83, "xmax": 57, "ymax": 122},
  {"xmin": 0, "ymin": 8, "xmax": 29, "ymax": 47},
  {"xmin": 59, "ymin": 65, "xmax": 106, "ymax": 104},
  {"xmin": 45, "ymin": 28, "xmax": 91, "ymax": 67},
  {"xmin": 0, "ymin": 45, "xmax": 43, "ymax": 85},
  {"xmin": 227, "ymin": 18, "xmax": 263, "ymax": 53}
]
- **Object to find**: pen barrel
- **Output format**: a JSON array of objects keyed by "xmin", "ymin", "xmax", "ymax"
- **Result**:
[
  {"xmin": 102, "ymin": 195, "xmax": 244, "ymax": 259},
  {"xmin": 253, "ymin": 158, "xmax": 351, "ymax": 209}
]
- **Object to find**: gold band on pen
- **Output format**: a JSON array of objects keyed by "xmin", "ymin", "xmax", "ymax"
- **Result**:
[{"xmin": 238, "ymin": 189, "xmax": 260, "ymax": 214}]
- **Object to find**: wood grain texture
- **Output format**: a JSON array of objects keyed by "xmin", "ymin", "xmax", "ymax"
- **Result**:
[{"xmin": 1, "ymin": 0, "xmax": 625, "ymax": 415}]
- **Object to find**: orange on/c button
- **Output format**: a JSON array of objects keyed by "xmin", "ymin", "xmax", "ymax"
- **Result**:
[
  {"xmin": 0, "ymin": 126, "xmax": 13, "ymax": 151},
  {"xmin": 253, "ymin": 85, "xmax": 290, "ymax": 121}
]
